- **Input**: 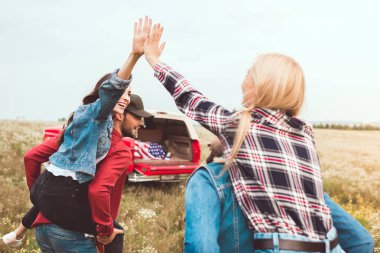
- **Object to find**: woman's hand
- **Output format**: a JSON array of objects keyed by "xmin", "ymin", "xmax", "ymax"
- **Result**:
[
  {"xmin": 117, "ymin": 16, "xmax": 153, "ymax": 80},
  {"xmin": 132, "ymin": 16, "xmax": 152, "ymax": 57},
  {"xmin": 144, "ymin": 23, "xmax": 166, "ymax": 68}
]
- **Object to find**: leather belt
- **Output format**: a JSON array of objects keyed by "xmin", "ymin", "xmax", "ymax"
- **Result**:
[{"xmin": 253, "ymin": 236, "xmax": 339, "ymax": 252}]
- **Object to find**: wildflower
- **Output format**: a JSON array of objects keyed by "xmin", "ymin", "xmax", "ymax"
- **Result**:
[
  {"xmin": 138, "ymin": 208, "xmax": 157, "ymax": 220},
  {"xmin": 138, "ymin": 245, "xmax": 158, "ymax": 253}
]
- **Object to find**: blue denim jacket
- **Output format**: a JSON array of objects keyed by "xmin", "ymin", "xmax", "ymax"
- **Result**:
[
  {"xmin": 185, "ymin": 162, "xmax": 254, "ymax": 253},
  {"xmin": 49, "ymin": 71, "xmax": 131, "ymax": 183},
  {"xmin": 185, "ymin": 162, "xmax": 374, "ymax": 253}
]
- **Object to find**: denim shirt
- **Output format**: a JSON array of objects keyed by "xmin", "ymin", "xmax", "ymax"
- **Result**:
[
  {"xmin": 49, "ymin": 71, "xmax": 131, "ymax": 183},
  {"xmin": 185, "ymin": 162, "xmax": 374, "ymax": 253},
  {"xmin": 185, "ymin": 162, "xmax": 254, "ymax": 253}
]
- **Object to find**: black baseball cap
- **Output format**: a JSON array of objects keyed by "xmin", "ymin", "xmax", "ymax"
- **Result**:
[{"xmin": 125, "ymin": 94, "xmax": 153, "ymax": 118}]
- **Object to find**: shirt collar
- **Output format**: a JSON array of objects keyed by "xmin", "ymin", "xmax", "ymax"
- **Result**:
[{"xmin": 252, "ymin": 107, "xmax": 308, "ymax": 132}]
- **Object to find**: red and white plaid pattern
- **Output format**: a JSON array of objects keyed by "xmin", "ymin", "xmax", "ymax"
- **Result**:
[{"xmin": 154, "ymin": 62, "xmax": 332, "ymax": 239}]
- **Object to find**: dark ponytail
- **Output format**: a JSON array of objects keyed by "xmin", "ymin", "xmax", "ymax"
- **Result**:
[
  {"xmin": 82, "ymin": 73, "xmax": 112, "ymax": 104},
  {"xmin": 57, "ymin": 73, "xmax": 112, "ymax": 146}
]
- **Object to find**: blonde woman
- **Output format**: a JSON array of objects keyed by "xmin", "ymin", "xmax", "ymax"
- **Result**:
[
  {"xmin": 185, "ymin": 136, "xmax": 373, "ymax": 253},
  {"xmin": 144, "ymin": 25, "xmax": 345, "ymax": 253}
]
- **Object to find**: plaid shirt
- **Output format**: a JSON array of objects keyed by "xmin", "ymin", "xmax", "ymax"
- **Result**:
[{"xmin": 154, "ymin": 62, "xmax": 332, "ymax": 239}]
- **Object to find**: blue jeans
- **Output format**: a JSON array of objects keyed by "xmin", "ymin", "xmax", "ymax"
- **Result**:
[
  {"xmin": 35, "ymin": 224, "xmax": 97, "ymax": 253},
  {"xmin": 253, "ymin": 228, "xmax": 344, "ymax": 253}
]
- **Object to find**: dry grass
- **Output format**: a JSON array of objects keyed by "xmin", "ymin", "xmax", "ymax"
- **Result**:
[
  {"xmin": 0, "ymin": 121, "xmax": 378, "ymax": 252},
  {"xmin": 314, "ymin": 129, "xmax": 380, "ymax": 248}
]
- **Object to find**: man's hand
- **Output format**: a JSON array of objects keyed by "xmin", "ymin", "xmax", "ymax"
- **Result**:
[
  {"xmin": 132, "ymin": 16, "xmax": 152, "ymax": 57},
  {"xmin": 96, "ymin": 228, "xmax": 124, "ymax": 245},
  {"xmin": 144, "ymin": 23, "xmax": 166, "ymax": 68}
]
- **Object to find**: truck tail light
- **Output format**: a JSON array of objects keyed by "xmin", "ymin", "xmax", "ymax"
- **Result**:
[{"xmin": 191, "ymin": 139, "xmax": 201, "ymax": 163}]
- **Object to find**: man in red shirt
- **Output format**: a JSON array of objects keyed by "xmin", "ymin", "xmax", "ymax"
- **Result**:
[
  {"xmin": 89, "ymin": 94, "xmax": 153, "ymax": 252},
  {"xmin": 21, "ymin": 94, "xmax": 152, "ymax": 252}
]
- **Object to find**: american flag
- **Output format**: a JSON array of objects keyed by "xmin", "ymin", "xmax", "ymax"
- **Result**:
[{"xmin": 133, "ymin": 141, "xmax": 166, "ymax": 160}]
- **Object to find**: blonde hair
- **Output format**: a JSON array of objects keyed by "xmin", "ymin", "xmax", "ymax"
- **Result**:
[{"xmin": 225, "ymin": 53, "xmax": 305, "ymax": 170}]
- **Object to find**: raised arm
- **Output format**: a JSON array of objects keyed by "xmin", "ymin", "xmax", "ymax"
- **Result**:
[
  {"xmin": 144, "ymin": 24, "xmax": 235, "ymax": 136},
  {"xmin": 117, "ymin": 16, "xmax": 152, "ymax": 80},
  {"xmin": 96, "ymin": 16, "xmax": 152, "ymax": 120}
]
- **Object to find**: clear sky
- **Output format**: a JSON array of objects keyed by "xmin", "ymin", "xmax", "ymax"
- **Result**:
[{"xmin": 1, "ymin": 0, "xmax": 379, "ymax": 123}]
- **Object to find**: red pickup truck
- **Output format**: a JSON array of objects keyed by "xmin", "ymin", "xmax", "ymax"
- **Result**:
[{"xmin": 43, "ymin": 111, "xmax": 201, "ymax": 182}]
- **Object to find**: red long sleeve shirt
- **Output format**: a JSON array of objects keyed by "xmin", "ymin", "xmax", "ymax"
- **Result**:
[
  {"xmin": 24, "ymin": 136, "xmax": 59, "ymax": 190},
  {"xmin": 88, "ymin": 130, "xmax": 132, "ymax": 236},
  {"xmin": 24, "ymin": 129, "xmax": 132, "ymax": 237}
]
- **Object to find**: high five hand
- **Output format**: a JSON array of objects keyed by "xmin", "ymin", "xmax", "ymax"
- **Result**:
[
  {"xmin": 132, "ymin": 16, "xmax": 152, "ymax": 57},
  {"xmin": 144, "ymin": 23, "xmax": 166, "ymax": 68},
  {"xmin": 116, "ymin": 16, "xmax": 153, "ymax": 80}
]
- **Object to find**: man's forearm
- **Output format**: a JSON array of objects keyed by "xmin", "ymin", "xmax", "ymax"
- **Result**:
[{"xmin": 24, "ymin": 137, "xmax": 59, "ymax": 189}]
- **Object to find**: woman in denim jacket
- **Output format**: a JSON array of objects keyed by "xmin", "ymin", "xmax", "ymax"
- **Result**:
[
  {"xmin": 4, "ymin": 16, "xmax": 154, "ymax": 252},
  {"xmin": 184, "ymin": 137, "xmax": 374, "ymax": 253}
]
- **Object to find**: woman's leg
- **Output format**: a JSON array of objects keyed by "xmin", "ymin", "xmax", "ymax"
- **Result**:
[
  {"xmin": 32, "ymin": 171, "xmax": 95, "ymax": 234},
  {"xmin": 2, "ymin": 206, "xmax": 39, "ymax": 246},
  {"xmin": 21, "ymin": 205, "xmax": 39, "ymax": 228}
]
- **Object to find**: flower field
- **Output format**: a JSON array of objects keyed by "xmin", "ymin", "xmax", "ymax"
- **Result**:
[{"xmin": 0, "ymin": 120, "xmax": 378, "ymax": 252}]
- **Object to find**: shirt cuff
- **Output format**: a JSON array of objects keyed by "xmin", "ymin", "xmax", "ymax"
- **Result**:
[
  {"xmin": 96, "ymin": 223, "xmax": 114, "ymax": 237},
  {"xmin": 110, "ymin": 69, "xmax": 133, "ymax": 90},
  {"xmin": 153, "ymin": 62, "xmax": 170, "ymax": 79}
]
